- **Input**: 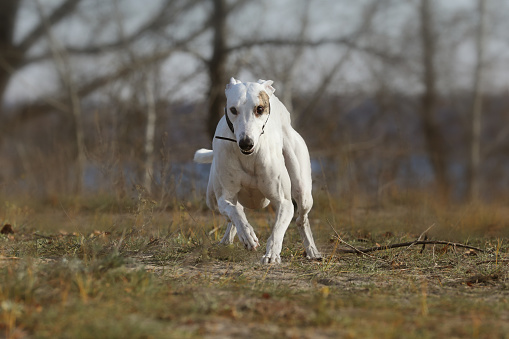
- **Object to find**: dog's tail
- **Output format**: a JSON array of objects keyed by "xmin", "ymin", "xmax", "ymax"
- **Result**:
[{"xmin": 194, "ymin": 148, "xmax": 214, "ymax": 164}]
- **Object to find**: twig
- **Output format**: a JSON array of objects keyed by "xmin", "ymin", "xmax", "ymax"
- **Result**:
[
  {"xmin": 395, "ymin": 223, "xmax": 435, "ymax": 257},
  {"xmin": 208, "ymin": 227, "xmax": 220, "ymax": 236},
  {"xmin": 336, "ymin": 240, "xmax": 485, "ymax": 254},
  {"xmin": 140, "ymin": 238, "xmax": 159, "ymax": 251},
  {"xmin": 115, "ymin": 228, "xmax": 127, "ymax": 253},
  {"xmin": 33, "ymin": 233, "xmax": 57, "ymax": 240},
  {"xmin": 476, "ymin": 259, "xmax": 509, "ymax": 266},
  {"xmin": 326, "ymin": 219, "xmax": 376, "ymax": 258}
]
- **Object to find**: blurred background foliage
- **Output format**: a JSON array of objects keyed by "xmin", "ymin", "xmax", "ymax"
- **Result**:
[{"xmin": 0, "ymin": 0, "xmax": 508, "ymax": 205}]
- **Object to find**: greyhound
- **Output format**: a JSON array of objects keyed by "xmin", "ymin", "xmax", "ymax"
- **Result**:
[{"xmin": 194, "ymin": 78, "xmax": 321, "ymax": 264}]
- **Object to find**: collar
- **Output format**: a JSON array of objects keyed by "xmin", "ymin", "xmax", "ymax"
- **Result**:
[{"xmin": 224, "ymin": 106, "xmax": 235, "ymax": 134}]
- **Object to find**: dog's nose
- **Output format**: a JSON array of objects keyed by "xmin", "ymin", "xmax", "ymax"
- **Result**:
[{"xmin": 239, "ymin": 136, "xmax": 254, "ymax": 151}]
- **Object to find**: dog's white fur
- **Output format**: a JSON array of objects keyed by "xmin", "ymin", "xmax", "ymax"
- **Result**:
[{"xmin": 194, "ymin": 78, "xmax": 321, "ymax": 263}]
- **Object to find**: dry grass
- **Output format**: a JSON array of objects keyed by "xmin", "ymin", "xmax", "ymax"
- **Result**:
[{"xmin": 0, "ymin": 193, "xmax": 508, "ymax": 338}]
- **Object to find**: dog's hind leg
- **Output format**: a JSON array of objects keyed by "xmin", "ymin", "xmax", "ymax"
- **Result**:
[
  {"xmin": 296, "ymin": 206, "xmax": 322, "ymax": 259},
  {"xmin": 284, "ymin": 130, "xmax": 322, "ymax": 259},
  {"xmin": 220, "ymin": 221, "xmax": 237, "ymax": 245},
  {"xmin": 292, "ymin": 178, "xmax": 321, "ymax": 259},
  {"xmin": 294, "ymin": 185, "xmax": 321, "ymax": 259}
]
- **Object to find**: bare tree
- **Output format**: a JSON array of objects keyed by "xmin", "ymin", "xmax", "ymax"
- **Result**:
[
  {"xmin": 467, "ymin": 0, "xmax": 487, "ymax": 202},
  {"xmin": 36, "ymin": 0, "xmax": 86, "ymax": 193},
  {"xmin": 206, "ymin": 0, "xmax": 229, "ymax": 139},
  {"xmin": 0, "ymin": 0, "xmax": 82, "ymax": 110},
  {"xmin": 0, "ymin": 1, "xmax": 205, "ymax": 133},
  {"xmin": 0, "ymin": 1, "xmax": 20, "ymax": 105},
  {"xmin": 419, "ymin": 0, "xmax": 450, "ymax": 200}
]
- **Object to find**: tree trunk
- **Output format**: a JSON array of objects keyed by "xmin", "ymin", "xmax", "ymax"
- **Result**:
[
  {"xmin": 419, "ymin": 0, "xmax": 450, "ymax": 200},
  {"xmin": 467, "ymin": 0, "xmax": 486, "ymax": 202},
  {"xmin": 207, "ymin": 0, "xmax": 228, "ymax": 139},
  {"xmin": 143, "ymin": 77, "xmax": 157, "ymax": 194},
  {"xmin": 0, "ymin": 1, "xmax": 20, "ymax": 111}
]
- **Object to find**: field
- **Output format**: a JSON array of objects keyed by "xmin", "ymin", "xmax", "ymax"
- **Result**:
[{"xmin": 1, "ymin": 193, "xmax": 508, "ymax": 339}]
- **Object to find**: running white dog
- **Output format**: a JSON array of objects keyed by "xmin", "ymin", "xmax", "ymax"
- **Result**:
[{"xmin": 194, "ymin": 78, "xmax": 321, "ymax": 263}]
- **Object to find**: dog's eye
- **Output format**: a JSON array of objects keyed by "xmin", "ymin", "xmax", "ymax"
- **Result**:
[
  {"xmin": 256, "ymin": 106, "xmax": 264, "ymax": 115},
  {"xmin": 230, "ymin": 107, "xmax": 238, "ymax": 115}
]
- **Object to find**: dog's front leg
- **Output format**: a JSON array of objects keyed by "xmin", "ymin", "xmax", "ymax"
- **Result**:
[
  {"xmin": 217, "ymin": 197, "xmax": 259, "ymax": 250},
  {"xmin": 261, "ymin": 198, "xmax": 294, "ymax": 264},
  {"xmin": 220, "ymin": 222, "xmax": 237, "ymax": 245}
]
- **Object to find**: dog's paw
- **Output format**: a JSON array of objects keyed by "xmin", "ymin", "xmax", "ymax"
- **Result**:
[
  {"xmin": 261, "ymin": 253, "xmax": 281, "ymax": 264},
  {"xmin": 219, "ymin": 223, "xmax": 236, "ymax": 245},
  {"xmin": 219, "ymin": 237, "xmax": 234, "ymax": 245},
  {"xmin": 237, "ymin": 226, "xmax": 259, "ymax": 250},
  {"xmin": 305, "ymin": 246, "xmax": 323, "ymax": 260}
]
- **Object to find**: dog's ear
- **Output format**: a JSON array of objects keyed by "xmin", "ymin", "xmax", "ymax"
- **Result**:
[
  {"xmin": 226, "ymin": 77, "xmax": 236, "ymax": 90},
  {"xmin": 257, "ymin": 79, "xmax": 275, "ymax": 96},
  {"xmin": 226, "ymin": 77, "xmax": 241, "ymax": 91}
]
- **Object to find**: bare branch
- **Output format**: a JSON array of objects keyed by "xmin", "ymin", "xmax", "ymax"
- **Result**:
[
  {"xmin": 22, "ymin": 0, "xmax": 213, "ymax": 66},
  {"xmin": 23, "ymin": 0, "xmax": 248, "ymax": 66},
  {"xmin": 18, "ymin": 0, "xmax": 82, "ymax": 53},
  {"xmin": 227, "ymin": 38, "xmax": 399, "ymax": 61},
  {"xmin": 61, "ymin": 0, "xmax": 200, "ymax": 56},
  {"xmin": 295, "ymin": 0, "xmax": 383, "ymax": 126}
]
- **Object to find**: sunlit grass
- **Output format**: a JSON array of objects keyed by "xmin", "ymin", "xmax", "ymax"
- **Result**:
[{"xmin": 0, "ymin": 192, "xmax": 508, "ymax": 338}]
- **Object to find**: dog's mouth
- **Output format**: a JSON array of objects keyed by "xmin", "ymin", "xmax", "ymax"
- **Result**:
[{"xmin": 240, "ymin": 148, "xmax": 254, "ymax": 155}]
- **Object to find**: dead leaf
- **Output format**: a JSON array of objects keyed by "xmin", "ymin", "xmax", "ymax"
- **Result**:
[
  {"xmin": 464, "ymin": 249, "xmax": 478, "ymax": 256},
  {"xmin": 439, "ymin": 245, "xmax": 451, "ymax": 254},
  {"xmin": 90, "ymin": 230, "xmax": 110, "ymax": 238},
  {"xmin": 391, "ymin": 261, "xmax": 406, "ymax": 269},
  {"xmin": 1, "ymin": 224, "xmax": 14, "ymax": 234}
]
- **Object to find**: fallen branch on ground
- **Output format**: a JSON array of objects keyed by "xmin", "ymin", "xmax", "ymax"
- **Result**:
[
  {"xmin": 335, "ymin": 240, "xmax": 485, "ymax": 254},
  {"xmin": 325, "ymin": 219, "xmax": 485, "ymax": 255}
]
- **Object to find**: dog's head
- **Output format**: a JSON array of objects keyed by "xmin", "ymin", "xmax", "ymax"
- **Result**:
[{"xmin": 224, "ymin": 77, "xmax": 275, "ymax": 155}]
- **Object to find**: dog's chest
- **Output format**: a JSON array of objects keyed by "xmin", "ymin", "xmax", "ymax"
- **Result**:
[
  {"xmin": 238, "ymin": 161, "xmax": 261, "ymax": 189},
  {"xmin": 237, "ymin": 155, "xmax": 278, "ymax": 189}
]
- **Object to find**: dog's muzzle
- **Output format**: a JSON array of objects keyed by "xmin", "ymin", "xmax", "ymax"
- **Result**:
[{"xmin": 239, "ymin": 136, "xmax": 254, "ymax": 155}]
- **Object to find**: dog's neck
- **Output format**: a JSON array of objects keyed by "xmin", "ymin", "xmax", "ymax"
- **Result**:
[{"xmin": 224, "ymin": 106, "xmax": 235, "ymax": 134}]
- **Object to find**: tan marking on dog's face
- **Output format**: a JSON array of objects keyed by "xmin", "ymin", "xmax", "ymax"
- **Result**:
[{"xmin": 255, "ymin": 91, "xmax": 270, "ymax": 116}]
